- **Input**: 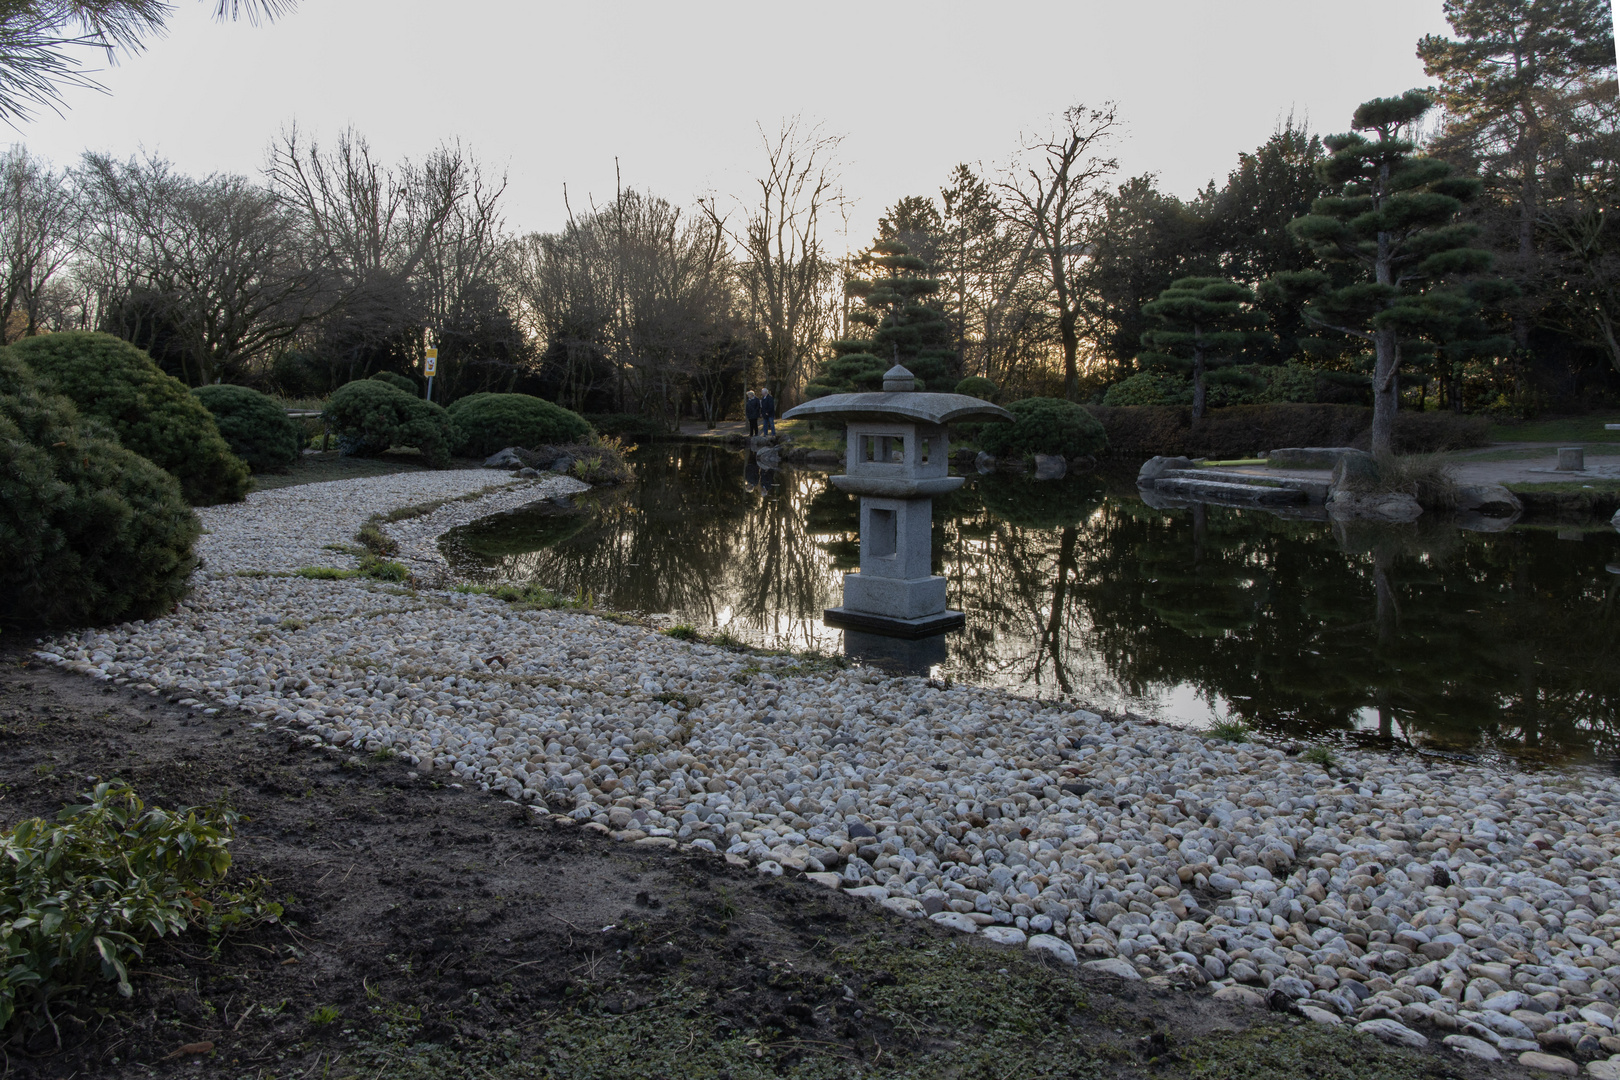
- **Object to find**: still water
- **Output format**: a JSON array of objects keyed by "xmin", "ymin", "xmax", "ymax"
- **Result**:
[{"xmin": 442, "ymin": 444, "xmax": 1620, "ymax": 761}]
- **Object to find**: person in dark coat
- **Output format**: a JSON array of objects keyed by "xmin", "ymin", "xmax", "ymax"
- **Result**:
[
  {"xmin": 760, "ymin": 388, "xmax": 776, "ymax": 436},
  {"xmin": 744, "ymin": 390, "xmax": 760, "ymax": 437}
]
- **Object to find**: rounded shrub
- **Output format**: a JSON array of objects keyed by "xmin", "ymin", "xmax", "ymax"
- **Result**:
[
  {"xmin": 979, "ymin": 397, "xmax": 1108, "ymax": 460},
  {"xmin": 8, "ymin": 332, "xmax": 249, "ymax": 505},
  {"xmin": 369, "ymin": 370, "xmax": 418, "ymax": 394},
  {"xmin": 447, "ymin": 393, "xmax": 592, "ymax": 458},
  {"xmin": 322, "ymin": 379, "xmax": 456, "ymax": 467},
  {"xmin": 954, "ymin": 376, "xmax": 999, "ymax": 402},
  {"xmin": 0, "ymin": 351, "xmax": 199, "ymax": 628},
  {"xmin": 192, "ymin": 384, "xmax": 302, "ymax": 473},
  {"xmin": 1102, "ymin": 371, "xmax": 1193, "ymax": 407}
]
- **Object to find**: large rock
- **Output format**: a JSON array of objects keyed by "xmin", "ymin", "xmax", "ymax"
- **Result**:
[
  {"xmin": 1137, "ymin": 455, "xmax": 1194, "ymax": 484},
  {"xmin": 1441, "ymin": 1035, "xmax": 1501, "ymax": 1062},
  {"xmin": 1267, "ymin": 447, "xmax": 1368, "ymax": 470},
  {"xmin": 1327, "ymin": 491, "xmax": 1424, "ymax": 523},
  {"xmin": 1027, "ymin": 934, "xmax": 1078, "ymax": 965},
  {"xmin": 1456, "ymin": 483, "xmax": 1523, "ymax": 517},
  {"xmin": 1033, "ymin": 454, "xmax": 1067, "ymax": 481},
  {"xmin": 1082, "ymin": 956, "xmax": 1142, "ymax": 981},
  {"xmin": 484, "ymin": 447, "xmax": 526, "ymax": 469}
]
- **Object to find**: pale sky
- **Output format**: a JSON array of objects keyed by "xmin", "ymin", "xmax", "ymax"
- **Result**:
[{"xmin": 14, "ymin": 1, "xmax": 1541, "ymax": 252}]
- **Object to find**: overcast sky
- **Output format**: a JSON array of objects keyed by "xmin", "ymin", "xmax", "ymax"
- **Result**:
[{"xmin": 13, "ymin": 1, "xmax": 1567, "ymax": 251}]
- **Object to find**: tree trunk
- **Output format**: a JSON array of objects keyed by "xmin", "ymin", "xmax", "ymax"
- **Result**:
[
  {"xmin": 1190, "ymin": 347, "xmax": 1207, "ymax": 420},
  {"xmin": 1370, "ymin": 326, "xmax": 1400, "ymax": 457},
  {"xmin": 1059, "ymin": 307, "xmax": 1079, "ymax": 402}
]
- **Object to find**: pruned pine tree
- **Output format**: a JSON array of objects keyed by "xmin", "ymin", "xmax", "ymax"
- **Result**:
[
  {"xmin": 806, "ymin": 239, "xmax": 956, "ymax": 397},
  {"xmin": 1138, "ymin": 278, "xmax": 1271, "ymax": 419},
  {"xmin": 1265, "ymin": 91, "xmax": 1497, "ymax": 456}
]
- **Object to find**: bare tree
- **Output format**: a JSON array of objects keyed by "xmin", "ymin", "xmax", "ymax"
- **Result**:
[
  {"xmin": 75, "ymin": 151, "xmax": 321, "ymax": 384},
  {"xmin": 994, "ymin": 103, "xmax": 1121, "ymax": 401},
  {"xmin": 716, "ymin": 119, "xmax": 844, "ymax": 404},
  {"xmin": 0, "ymin": 143, "xmax": 78, "ymax": 339}
]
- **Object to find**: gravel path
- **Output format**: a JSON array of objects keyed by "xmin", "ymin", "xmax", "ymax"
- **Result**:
[{"xmin": 33, "ymin": 469, "xmax": 1620, "ymax": 1070}]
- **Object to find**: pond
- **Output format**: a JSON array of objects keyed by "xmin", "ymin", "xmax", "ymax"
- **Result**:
[{"xmin": 442, "ymin": 443, "xmax": 1620, "ymax": 762}]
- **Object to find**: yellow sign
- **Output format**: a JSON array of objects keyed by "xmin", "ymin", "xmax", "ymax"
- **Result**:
[{"xmin": 424, "ymin": 347, "xmax": 438, "ymax": 377}]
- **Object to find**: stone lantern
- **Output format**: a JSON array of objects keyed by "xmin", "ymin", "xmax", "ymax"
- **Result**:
[{"xmin": 782, "ymin": 365, "xmax": 1012, "ymax": 639}]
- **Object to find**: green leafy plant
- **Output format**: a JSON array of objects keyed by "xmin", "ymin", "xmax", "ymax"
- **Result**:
[
  {"xmin": 7, "ymin": 332, "xmax": 249, "ymax": 505},
  {"xmin": 322, "ymin": 380, "xmax": 456, "ymax": 467},
  {"xmin": 568, "ymin": 436, "xmax": 634, "ymax": 484},
  {"xmin": 663, "ymin": 624, "xmax": 698, "ymax": 641},
  {"xmin": 0, "ymin": 782, "xmax": 280, "ymax": 1039},
  {"xmin": 446, "ymin": 392, "xmax": 592, "ymax": 458},
  {"xmin": 0, "ymin": 351, "xmax": 200, "ymax": 628},
  {"xmin": 709, "ymin": 631, "xmax": 746, "ymax": 650},
  {"xmin": 294, "ymin": 556, "xmax": 410, "ymax": 583},
  {"xmin": 192, "ymin": 384, "xmax": 302, "ymax": 473},
  {"xmin": 1300, "ymin": 745, "xmax": 1337, "ymax": 767},
  {"xmin": 308, "ymin": 1004, "xmax": 342, "ymax": 1026},
  {"xmin": 979, "ymin": 397, "xmax": 1109, "ymax": 460},
  {"xmin": 1208, "ymin": 719, "xmax": 1253, "ymax": 742}
]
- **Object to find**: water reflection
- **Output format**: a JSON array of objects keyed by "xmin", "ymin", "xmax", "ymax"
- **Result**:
[{"xmin": 442, "ymin": 444, "xmax": 1620, "ymax": 759}]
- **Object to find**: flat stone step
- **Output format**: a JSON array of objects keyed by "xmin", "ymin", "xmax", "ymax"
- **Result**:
[
  {"xmin": 1153, "ymin": 476, "xmax": 1307, "ymax": 505},
  {"xmin": 1160, "ymin": 469, "xmax": 1330, "ymax": 503}
]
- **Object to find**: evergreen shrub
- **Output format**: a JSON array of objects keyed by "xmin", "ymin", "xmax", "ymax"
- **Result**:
[
  {"xmin": 979, "ymin": 397, "xmax": 1108, "ymax": 460},
  {"xmin": 953, "ymin": 376, "xmax": 999, "ymax": 402},
  {"xmin": 8, "ymin": 332, "xmax": 249, "ymax": 505},
  {"xmin": 582, "ymin": 412, "xmax": 662, "ymax": 442},
  {"xmin": 0, "ymin": 351, "xmax": 199, "ymax": 628},
  {"xmin": 369, "ymin": 370, "xmax": 418, "ymax": 394},
  {"xmin": 192, "ymin": 384, "xmax": 301, "ymax": 473},
  {"xmin": 447, "ymin": 393, "xmax": 592, "ymax": 458},
  {"xmin": 322, "ymin": 380, "xmax": 456, "ymax": 467}
]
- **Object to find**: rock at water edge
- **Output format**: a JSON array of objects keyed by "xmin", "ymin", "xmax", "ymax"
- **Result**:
[
  {"xmin": 1137, "ymin": 455, "xmax": 1194, "ymax": 484},
  {"xmin": 1033, "ymin": 454, "xmax": 1067, "ymax": 481}
]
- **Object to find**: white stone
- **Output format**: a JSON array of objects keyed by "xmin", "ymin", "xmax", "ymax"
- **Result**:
[
  {"xmin": 929, "ymin": 912, "xmax": 979, "ymax": 934},
  {"xmin": 1028, "ymin": 934, "xmax": 1078, "ymax": 965},
  {"xmin": 980, "ymin": 926, "xmax": 1027, "ymax": 946},
  {"xmin": 1083, "ymin": 957, "xmax": 1142, "ymax": 981},
  {"xmin": 1356, "ymin": 1018, "xmax": 1428, "ymax": 1048},
  {"xmin": 1299, "ymin": 1005, "xmax": 1342, "ymax": 1026},
  {"xmin": 1441, "ymin": 1035, "xmax": 1501, "ymax": 1062}
]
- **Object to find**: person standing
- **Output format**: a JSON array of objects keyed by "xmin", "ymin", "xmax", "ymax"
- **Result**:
[
  {"xmin": 760, "ymin": 387, "xmax": 776, "ymax": 436},
  {"xmin": 744, "ymin": 390, "xmax": 760, "ymax": 437}
]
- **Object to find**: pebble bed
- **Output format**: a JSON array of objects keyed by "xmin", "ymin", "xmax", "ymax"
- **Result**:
[{"xmin": 34, "ymin": 470, "xmax": 1620, "ymax": 1071}]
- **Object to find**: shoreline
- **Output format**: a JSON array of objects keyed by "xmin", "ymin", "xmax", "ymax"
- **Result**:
[{"xmin": 30, "ymin": 467, "xmax": 1620, "ymax": 1065}]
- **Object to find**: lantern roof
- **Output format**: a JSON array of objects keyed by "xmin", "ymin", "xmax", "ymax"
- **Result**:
[{"xmin": 782, "ymin": 364, "xmax": 1012, "ymax": 426}]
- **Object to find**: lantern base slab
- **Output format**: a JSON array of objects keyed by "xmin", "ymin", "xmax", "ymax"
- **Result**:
[{"xmin": 823, "ymin": 607, "xmax": 964, "ymax": 639}]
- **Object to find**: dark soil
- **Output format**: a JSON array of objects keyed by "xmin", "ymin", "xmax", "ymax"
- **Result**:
[{"xmin": 0, "ymin": 652, "xmax": 1511, "ymax": 1080}]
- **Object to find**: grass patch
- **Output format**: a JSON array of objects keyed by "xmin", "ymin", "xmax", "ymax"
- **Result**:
[
  {"xmin": 294, "ymin": 555, "xmax": 411, "ymax": 583},
  {"xmin": 1300, "ymin": 744, "xmax": 1337, "ymax": 767},
  {"xmin": 1487, "ymin": 414, "xmax": 1620, "ymax": 444},
  {"xmin": 1506, "ymin": 478, "xmax": 1620, "ymax": 495},
  {"xmin": 663, "ymin": 623, "xmax": 699, "ymax": 641},
  {"xmin": 1457, "ymin": 443, "xmax": 1620, "ymax": 462},
  {"xmin": 709, "ymin": 630, "xmax": 748, "ymax": 650},
  {"xmin": 1208, "ymin": 719, "xmax": 1253, "ymax": 742}
]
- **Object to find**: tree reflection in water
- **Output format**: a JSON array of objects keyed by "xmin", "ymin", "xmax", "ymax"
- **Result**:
[{"xmin": 442, "ymin": 444, "xmax": 1620, "ymax": 759}]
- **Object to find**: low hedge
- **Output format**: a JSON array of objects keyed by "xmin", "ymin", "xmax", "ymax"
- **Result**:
[
  {"xmin": 979, "ymin": 397, "xmax": 1108, "ymax": 460},
  {"xmin": 1083, "ymin": 403, "xmax": 1490, "ymax": 458},
  {"xmin": 192, "ymin": 384, "xmax": 302, "ymax": 473},
  {"xmin": 448, "ymin": 393, "xmax": 592, "ymax": 458},
  {"xmin": 9, "ymin": 332, "xmax": 249, "ymax": 505},
  {"xmin": 323, "ymin": 379, "xmax": 456, "ymax": 467},
  {"xmin": 0, "ymin": 351, "xmax": 199, "ymax": 628},
  {"xmin": 953, "ymin": 376, "xmax": 999, "ymax": 402}
]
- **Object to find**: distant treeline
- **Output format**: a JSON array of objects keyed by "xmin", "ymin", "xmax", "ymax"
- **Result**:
[{"xmin": 0, "ymin": 0, "xmax": 1613, "ymax": 426}]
